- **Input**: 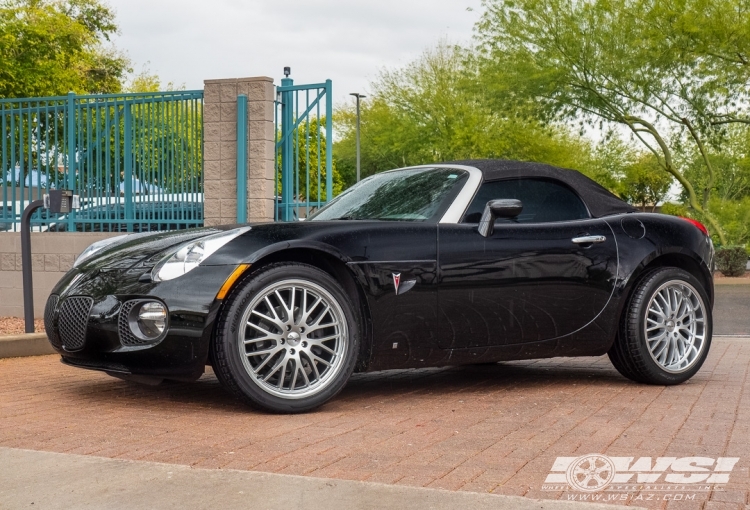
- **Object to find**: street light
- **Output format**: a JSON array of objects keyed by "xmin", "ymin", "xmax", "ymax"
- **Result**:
[{"xmin": 349, "ymin": 93, "xmax": 366, "ymax": 182}]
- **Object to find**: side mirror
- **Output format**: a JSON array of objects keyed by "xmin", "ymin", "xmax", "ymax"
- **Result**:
[{"xmin": 478, "ymin": 199, "xmax": 523, "ymax": 237}]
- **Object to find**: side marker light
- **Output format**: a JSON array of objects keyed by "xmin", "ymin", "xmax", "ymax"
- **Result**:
[{"xmin": 216, "ymin": 264, "xmax": 251, "ymax": 299}]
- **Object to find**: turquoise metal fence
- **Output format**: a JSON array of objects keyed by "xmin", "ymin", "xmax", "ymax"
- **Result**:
[
  {"xmin": 236, "ymin": 94, "xmax": 248, "ymax": 224},
  {"xmin": 275, "ymin": 78, "xmax": 333, "ymax": 221},
  {"xmin": 0, "ymin": 90, "xmax": 203, "ymax": 232}
]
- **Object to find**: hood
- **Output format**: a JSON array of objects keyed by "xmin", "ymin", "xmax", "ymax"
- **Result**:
[{"xmin": 78, "ymin": 228, "xmax": 220, "ymax": 271}]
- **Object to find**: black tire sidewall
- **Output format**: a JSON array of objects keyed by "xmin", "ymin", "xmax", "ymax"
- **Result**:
[
  {"xmin": 628, "ymin": 268, "xmax": 712, "ymax": 385},
  {"xmin": 215, "ymin": 263, "xmax": 360, "ymax": 413}
]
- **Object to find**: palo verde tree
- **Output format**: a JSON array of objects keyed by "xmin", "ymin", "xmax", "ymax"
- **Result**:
[
  {"xmin": 334, "ymin": 41, "xmax": 608, "ymax": 189},
  {"xmin": 476, "ymin": 0, "xmax": 750, "ymax": 244}
]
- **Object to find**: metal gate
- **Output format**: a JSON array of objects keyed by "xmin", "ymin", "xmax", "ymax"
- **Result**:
[
  {"xmin": 1, "ymin": 90, "xmax": 203, "ymax": 232},
  {"xmin": 274, "ymin": 78, "xmax": 333, "ymax": 221}
]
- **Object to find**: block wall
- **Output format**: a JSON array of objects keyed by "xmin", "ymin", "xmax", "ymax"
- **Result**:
[
  {"xmin": 0, "ymin": 232, "xmax": 120, "ymax": 317},
  {"xmin": 203, "ymin": 77, "xmax": 275, "ymax": 226}
]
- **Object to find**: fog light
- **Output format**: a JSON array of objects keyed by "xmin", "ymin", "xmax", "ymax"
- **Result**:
[{"xmin": 136, "ymin": 302, "xmax": 167, "ymax": 339}]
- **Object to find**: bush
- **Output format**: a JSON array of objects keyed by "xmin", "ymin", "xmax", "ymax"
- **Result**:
[{"xmin": 715, "ymin": 246, "xmax": 748, "ymax": 277}]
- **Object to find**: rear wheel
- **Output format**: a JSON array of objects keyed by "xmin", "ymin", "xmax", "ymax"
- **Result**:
[
  {"xmin": 608, "ymin": 267, "xmax": 712, "ymax": 385},
  {"xmin": 212, "ymin": 262, "xmax": 360, "ymax": 413}
]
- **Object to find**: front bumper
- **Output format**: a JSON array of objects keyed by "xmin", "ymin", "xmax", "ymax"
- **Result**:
[{"xmin": 45, "ymin": 264, "xmax": 239, "ymax": 380}]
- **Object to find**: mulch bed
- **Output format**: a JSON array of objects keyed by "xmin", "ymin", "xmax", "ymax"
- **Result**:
[
  {"xmin": 0, "ymin": 317, "xmax": 45, "ymax": 336},
  {"xmin": 714, "ymin": 271, "xmax": 750, "ymax": 279}
]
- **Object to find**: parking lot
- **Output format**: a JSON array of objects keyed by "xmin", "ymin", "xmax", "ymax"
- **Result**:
[
  {"xmin": 714, "ymin": 282, "xmax": 750, "ymax": 336},
  {"xmin": 2, "ymin": 329, "xmax": 749, "ymax": 509}
]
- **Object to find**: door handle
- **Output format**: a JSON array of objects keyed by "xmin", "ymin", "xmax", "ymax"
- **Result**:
[{"xmin": 572, "ymin": 235, "xmax": 606, "ymax": 244}]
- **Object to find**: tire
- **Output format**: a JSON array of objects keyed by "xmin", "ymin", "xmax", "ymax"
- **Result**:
[
  {"xmin": 211, "ymin": 262, "xmax": 360, "ymax": 413},
  {"xmin": 608, "ymin": 267, "xmax": 712, "ymax": 385}
]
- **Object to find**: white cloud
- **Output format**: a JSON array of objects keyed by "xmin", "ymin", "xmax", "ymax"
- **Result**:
[{"xmin": 107, "ymin": 0, "xmax": 481, "ymax": 104}]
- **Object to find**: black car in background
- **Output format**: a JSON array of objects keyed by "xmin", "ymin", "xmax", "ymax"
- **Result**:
[{"xmin": 44, "ymin": 160, "xmax": 714, "ymax": 413}]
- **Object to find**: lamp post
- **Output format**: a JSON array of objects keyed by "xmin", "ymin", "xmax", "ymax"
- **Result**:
[{"xmin": 349, "ymin": 93, "xmax": 366, "ymax": 182}]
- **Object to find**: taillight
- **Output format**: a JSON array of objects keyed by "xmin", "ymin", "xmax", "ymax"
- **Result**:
[{"xmin": 679, "ymin": 216, "xmax": 709, "ymax": 236}]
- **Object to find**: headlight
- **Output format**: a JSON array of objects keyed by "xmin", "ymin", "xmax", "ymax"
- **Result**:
[
  {"xmin": 73, "ymin": 234, "xmax": 129, "ymax": 268},
  {"xmin": 151, "ymin": 227, "xmax": 250, "ymax": 282}
]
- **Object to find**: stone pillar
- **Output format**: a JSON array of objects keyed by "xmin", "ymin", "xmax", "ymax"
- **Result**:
[{"xmin": 203, "ymin": 77, "xmax": 275, "ymax": 226}]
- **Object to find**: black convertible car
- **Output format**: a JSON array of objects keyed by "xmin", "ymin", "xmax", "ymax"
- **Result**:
[{"xmin": 45, "ymin": 160, "xmax": 714, "ymax": 413}]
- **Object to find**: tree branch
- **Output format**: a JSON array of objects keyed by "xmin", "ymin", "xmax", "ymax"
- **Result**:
[
  {"xmin": 681, "ymin": 117, "xmax": 716, "ymax": 210},
  {"xmin": 711, "ymin": 117, "xmax": 750, "ymax": 126}
]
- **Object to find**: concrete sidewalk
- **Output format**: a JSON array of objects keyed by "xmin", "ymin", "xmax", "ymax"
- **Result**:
[{"xmin": 0, "ymin": 447, "xmax": 633, "ymax": 510}]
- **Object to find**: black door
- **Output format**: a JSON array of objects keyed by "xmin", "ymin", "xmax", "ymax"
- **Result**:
[
  {"xmin": 343, "ymin": 223, "xmax": 440, "ymax": 368},
  {"xmin": 437, "ymin": 178, "xmax": 618, "ymax": 349},
  {"xmin": 306, "ymin": 165, "xmax": 474, "ymax": 369}
]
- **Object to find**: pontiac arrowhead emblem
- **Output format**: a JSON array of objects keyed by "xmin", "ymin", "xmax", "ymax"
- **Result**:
[{"xmin": 392, "ymin": 273, "xmax": 401, "ymax": 295}]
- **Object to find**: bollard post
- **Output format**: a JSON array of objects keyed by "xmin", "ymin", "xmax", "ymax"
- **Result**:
[{"xmin": 21, "ymin": 200, "xmax": 44, "ymax": 333}]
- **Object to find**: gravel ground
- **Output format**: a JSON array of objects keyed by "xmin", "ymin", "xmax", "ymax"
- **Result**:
[{"xmin": 0, "ymin": 317, "xmax": 45, "ymax": 336}]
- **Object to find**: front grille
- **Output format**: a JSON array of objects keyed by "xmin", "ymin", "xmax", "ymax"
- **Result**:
[
  {"xmin": 58, "ymin": 297, "xmax": 93, "ymax": 351},
  {"xmin": 118, "ymin": 300, "xmax": 144, "ymax": 346},
  {"xmin": 44, "ymin": 295, "xmax": 61, "ymax": 348}
]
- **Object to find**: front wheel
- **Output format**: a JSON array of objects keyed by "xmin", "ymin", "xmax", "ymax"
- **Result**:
[
  {"xmin": 609, "ymin": 267, "xmax": 712, "ymax": 385},
  {"xmin": 211, "ymin": 262, "xmax": 360, "ymax": 413}
]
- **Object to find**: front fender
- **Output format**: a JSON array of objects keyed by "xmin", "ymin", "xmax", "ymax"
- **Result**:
[{"xmin": 242, "ymin": 240, "xmax": 355, "ymax": 266}]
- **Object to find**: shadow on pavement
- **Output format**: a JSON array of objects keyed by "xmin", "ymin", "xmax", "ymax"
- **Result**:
[{"xmin": 65, "ymin": 357, "xmax": 630, "ymax": 412}]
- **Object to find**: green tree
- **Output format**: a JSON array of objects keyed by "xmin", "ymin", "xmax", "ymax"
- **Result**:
[
  {"xmin": 334, "ymin": 41, "xmax": 614, "ymax": 190},
  {"xmin": 277, "ymin": 117, "xmax": 342, "ymax": 205},
  {"xmin": 125, "ymin": 64, "xmax": 183, "ymax": 93},
  {"xmin": 618, "ymin": 155, "xmax": 673, "ymax": 212},
  {"xmin": 474, "ymin": 0, "xmax": 750, "ymax": 243},
  {"xmin": 0, "ymin": 0, "xmax": 129, "ymax": 98},
  {"xmin": 708, "ymin": 197, "xmax": 750, "ymax": 248},
  {"xmin": 680, "ymin": 125, "xmax": 750, "ymax": 203}
]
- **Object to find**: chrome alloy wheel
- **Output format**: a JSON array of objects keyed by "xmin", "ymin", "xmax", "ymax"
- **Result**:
[
  {"xmin": 644, "ymin": 280, "xmax": 707, "ymax": 373},
  {"xmin": 238, "ymin": 279, "xmax": 348, "ymax": 399}
]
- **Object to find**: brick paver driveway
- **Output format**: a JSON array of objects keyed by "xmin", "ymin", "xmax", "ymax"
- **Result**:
[{"xmin": 1, "ymin": 338, "xmax": 748, "ymax": 509}]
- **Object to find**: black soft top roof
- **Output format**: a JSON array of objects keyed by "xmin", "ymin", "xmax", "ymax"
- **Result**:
[{"xmin": 447, "ymin": 159, "xmax": 636, "ymax": 218}]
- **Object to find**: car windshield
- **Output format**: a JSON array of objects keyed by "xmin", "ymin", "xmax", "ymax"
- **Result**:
[{"xmin": 308, "ymin": 167, "xmax": 468, "ymax": 222}]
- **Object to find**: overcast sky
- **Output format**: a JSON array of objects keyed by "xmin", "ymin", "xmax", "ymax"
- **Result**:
[{"xmin": 107, "ymin": 0, "xmax": 482, "ymax": 105}]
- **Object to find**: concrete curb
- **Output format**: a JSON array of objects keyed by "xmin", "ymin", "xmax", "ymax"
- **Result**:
[
  {"xmin": 715, "ymin": 278, "xmax": 750, "ymax": 285},
  {"xmin": 0, "ymin": 447, "xmax": 638, "ymax": 510},
  {"xmin": 0, "ymin": 333, "xmax": 54, "ymax": 358}
]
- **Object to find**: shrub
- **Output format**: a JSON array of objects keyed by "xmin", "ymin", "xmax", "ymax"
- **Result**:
[{"xmin": 715, "ymin": 246, "xmax": 748, "ymax": 277}]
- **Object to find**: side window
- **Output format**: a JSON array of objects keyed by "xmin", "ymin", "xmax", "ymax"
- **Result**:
[{"xmin": 462, "ymin": 178, "xmax": 590, "ymax": 223}]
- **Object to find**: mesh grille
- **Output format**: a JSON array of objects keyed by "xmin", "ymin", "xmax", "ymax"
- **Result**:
[
  {"xmin": 44, "ymin": 295, "xmax": 61, "ymax": 348},
  {"xmin": 118, "ymin": 300, "xmax": 144, "ymax": 346},
  {"xmin": 58, "ymin": 297, "xmax": 93, "ymax": 351}
]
